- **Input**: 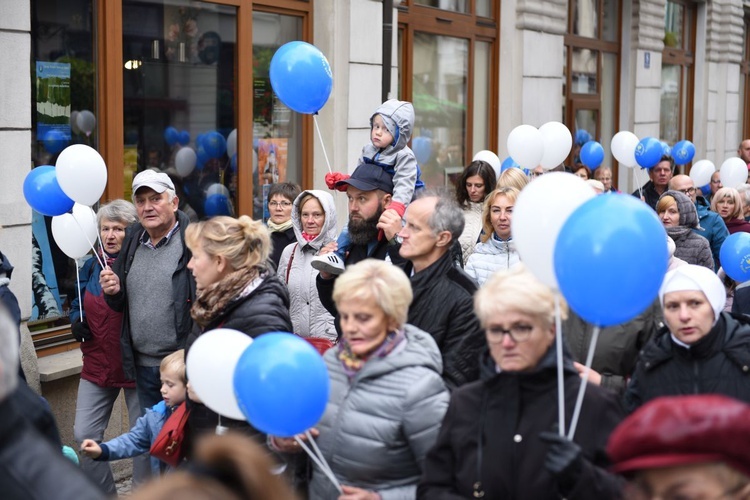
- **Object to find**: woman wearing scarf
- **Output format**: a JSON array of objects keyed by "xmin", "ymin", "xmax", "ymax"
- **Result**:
[
  {"xmin": 184, "ymin": 215, "xmax": 292, "ymax": 443},
  {"xmin": 71, "ymin": 200, "xmax": 144, "ymax": 495},
  {"xmin": 266, "ymin": 182, "xmax": 301, "ymax": 270},
  {"xmin": 656, "ymin": 190, "xmax": 714, "ymax": 269},
  {"xmin": 272, "ymin": 259, "xmax": 449, "ymax": 499},
  {"xmin": 623, "ymin": 264, "xmax": 750, "ymax": 413},
  {"xmin": 278, "ymin": 190, "xmax": 338, "ymax": 350}
]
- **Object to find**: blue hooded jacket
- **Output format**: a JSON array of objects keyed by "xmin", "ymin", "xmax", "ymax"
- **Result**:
[{"xmin": 692, "ymin": 196, "xmax": 728, "ymax": 270}]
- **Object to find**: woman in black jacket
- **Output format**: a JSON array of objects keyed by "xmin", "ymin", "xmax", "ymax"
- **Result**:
[
  {"xmin": 183, "ymin": 215, "xmax": 292, "ymax": 440},
  {"xmin": 419, "ymin": 265, "xmax": 624, "ymax": 499},
  {"xmin": 623, "ymin": 264, "xmax": 750, "ymax": 413}
]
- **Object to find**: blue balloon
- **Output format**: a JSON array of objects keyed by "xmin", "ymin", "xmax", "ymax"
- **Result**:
[
  {"xmin": 412, "ymin": 137, "xmax": 432, "ymax": 165},
  {"xmin": 270, "ymin": 41, "xmax": 333, "ymax": 114},
  {"xmin": 234, "ymin": 332, "xmax": 330, "ymax": 437},
  {"xmin": 204, "ymin": 193, "xmax": 231, "ymax": 217},
  {"xmin": 501, "ymin": 156, "xmax": 520, "ymax": 172},
  {"xmin": 23, "ymin": 166, "xmax": 75, "ymax": 216},
  {"xmin": 203, "ymin": 131, "xmax": 227, "ymax": 159},
  {"xmin": 575, "ymin": 129, "xmax": 592, "ymax": 146},
  {"xmin": 660, "ymin": 141, "xmax": 671, "ymax": 157},
  {"xmin": 671, "ymin": 140, "xmax": 696, "ymax": 165},
  {"xmin": 164, "ymin": 126, "xmax": 179, "ymax": 146},
  {"xmin": 178, "ymin": 130, "xmax": 190, "ymax": 146},
  {"xmin": 634, "ymin": 137, "xmax": 664, "ymax": 169},
  {"xmin": 196, "ymin": 143, "xmax": 210, "ymax": 168},
  {"xmin": 700, "ymin": 184, "xmax": 712, "ymax": 197},
  {"xmin": 554, "ymin": 194, "xmax": 668, "ymax": 326},
  {"xmin": 720, "ymin": 233, "xmax": 750, "ymax": 282},
  {"xmin": 230, "ymin": 153, "xmax": 238, "ymax": 173},
  {"xmin": 580, "ymin": 141, "xmax": 605, "ymax": 169},
  {"xmin": 43, "ymin": 129, "xmax": 69, "ymax": 155}
]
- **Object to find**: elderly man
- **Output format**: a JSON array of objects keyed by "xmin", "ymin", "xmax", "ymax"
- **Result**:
[
  {"xmin": 632, "ymin": 155, "xmax": 674, "ymax": 210},
  {"xmin": 388, "ymin": 192, "xmax": 484, "ymax": 388},
  {"xmin": 594, "ymin": 166, "xmax": 616, "ymax": 193},
  {"xmin": 100, "ymin": 170, "xmax": 195, "ymax": 412},
  {"xmin": 669, "ymin": 174, "xmax": 728, "ymax": 270}
]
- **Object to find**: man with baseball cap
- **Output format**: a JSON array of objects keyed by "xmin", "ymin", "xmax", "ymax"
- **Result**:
[
  {"xmin": 100, "ymin": 169, "xmax": 195, "ymax": 430},
  {"xmin": 608, "ymin": 394, "xmax": 750, "ymax": 499}
]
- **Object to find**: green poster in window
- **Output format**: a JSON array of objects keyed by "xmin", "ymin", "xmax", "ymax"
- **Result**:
[{"xmin": 36, "ymin": 61, "xmax": 71, "ymax": 142}]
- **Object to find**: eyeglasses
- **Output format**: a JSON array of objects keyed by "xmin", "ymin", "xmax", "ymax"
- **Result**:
[
  {"xmin": 269, "ymin": 201, "xmax": 292, "ymax": 208},
  {"xmin": 300, "ymin": 212, "xmax": 324, "ymax": 220},
  {"xmin": 486, "ymin": 323, "xmax": 535, "ymax": 343},
  {"xmin": 710, "ymin": 179, "xmax": 722, "ymax": 184},
  {"xmin": 676, "ymin": 187, "xmax": 696, "ymax": 195}
]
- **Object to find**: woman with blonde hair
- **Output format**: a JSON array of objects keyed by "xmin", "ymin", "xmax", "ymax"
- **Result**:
[
  {"xmin": 711, "ymin": 186, "xmax": 750, "ymax": 234},
  {"xmin": 465, "ymin": 187, "xmax": 522, "ymax": 285},
  {"xmin": 183, "ymin": 216, "xmax": 292, "ymax": 446},
  {"xmin": 496, "ymin": 167, "xmax": 529, "ymax": 191},
  {"xmin": 272, "ymin": 259, "xmax": 449, "ymax": 499},
  {"xmin": 657, "ymin": 190, "xmax": 714, "ymax": 269}
]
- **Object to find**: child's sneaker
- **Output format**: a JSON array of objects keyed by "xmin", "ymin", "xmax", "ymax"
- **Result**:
[{"xmin": 311, "ymin": 253, "xmax": 346, "ymax": 275}]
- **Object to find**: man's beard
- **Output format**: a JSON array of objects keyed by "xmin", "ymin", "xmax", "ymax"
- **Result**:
[{"xmin": 348, "ymin": 205, "xmax": 383, "ymax": 245}]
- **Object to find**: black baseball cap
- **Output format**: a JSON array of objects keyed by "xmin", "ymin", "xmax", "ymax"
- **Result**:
[{"xmin": 335, "ymin": 163, "xmax": 394, "ymax": 194}]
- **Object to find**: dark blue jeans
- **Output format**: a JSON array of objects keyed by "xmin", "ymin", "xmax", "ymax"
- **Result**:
[{"xmin": 135, "ymin": 365, "xmax": 162, "ymax": 415}]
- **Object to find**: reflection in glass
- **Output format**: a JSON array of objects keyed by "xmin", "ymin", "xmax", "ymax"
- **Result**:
[
  {"xmin": 664, "ymin": 1, "xmax": 683, "ymax": 49},
  {"xmin": 601, "ymin": 53, "xmax": 617, "ymax": 164},
  {"xmin": 574, "ymin": 109, "xmax": 598, "ymax": 164},
  {"xmin": 412, "ymin": 32, "xmax": 468, "ymax": 187},
  {"xmin": 31, "ymin": 0, "xmax": 97, "ymax": 322},
  {"xmin": 414, "ymin": 0, "xmax": 468, "ymax": 13},
  {"xmin": 574, "ymin": 0, "xmax": 598, "ymax": 38},
  {"xmin": 572, "ymin": 48, "xmax": 598, "ymax": 94},
  {"xmin": 602, "ymin": 0, "xmax": 618, "ymax": 42},
  {"xmin": 472, "ymin": 41, "xmax": 490, "ymax": 155},
  {"xmin": 123, "ymin": 1, "xmax": 237, "ymax": 221},
  {"xmin": 476, "ymin": 0, "xmax": 493, "ymax": 18},
  {"xmin": 660, "ymin": 64, "xmax": 681, "ymax": 144}
]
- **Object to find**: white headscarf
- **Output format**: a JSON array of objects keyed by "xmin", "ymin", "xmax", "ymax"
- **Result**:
[{"xmin": 659, "ymin": 265, "xmax": 726, "ymax": 325}]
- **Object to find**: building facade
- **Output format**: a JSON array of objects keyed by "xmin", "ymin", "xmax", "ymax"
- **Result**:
[{"xmin": 2, "ymin": 0, "xmax": 750, "ymax": 471}]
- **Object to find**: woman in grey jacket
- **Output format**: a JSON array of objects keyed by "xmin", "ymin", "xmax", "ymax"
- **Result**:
[
  {"xmin": 657, "ymin": 190, "xmax": 714, "ymax": 270},
  {"xmin": 273, "ymin": 259, "xmax": 449, "ymax": 499},
  {"xmin": 278, "ymin": 190, "xmax": 338, "ymax": 345}
]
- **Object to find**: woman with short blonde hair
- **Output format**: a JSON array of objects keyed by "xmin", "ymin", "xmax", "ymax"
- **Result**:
[
  {"xmin": 711, "ymin": 187, "xmax": 750, "ymax": 234},
  {"xmin": 496, "ymin": 167, "xmax": 529, "ymax": 191}
]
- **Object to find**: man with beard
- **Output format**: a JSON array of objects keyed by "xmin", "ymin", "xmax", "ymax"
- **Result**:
[{"xmin": 315, "ymin": 163, "xmax": 410, "ymax": 326}]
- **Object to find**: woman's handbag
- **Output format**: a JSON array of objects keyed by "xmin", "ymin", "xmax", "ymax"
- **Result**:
[{"xmin": 150, "ymin": 401, "xmax": 190, "ymax": 467}]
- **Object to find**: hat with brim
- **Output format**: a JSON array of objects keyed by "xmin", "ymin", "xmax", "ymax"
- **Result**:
[
  {"xmin": 132, "ymin": 169, "xmax": 175, "ymax": 194},
  {"xmin": 336, "ymin": 163, "xmax": 394, "ymax": 194}
]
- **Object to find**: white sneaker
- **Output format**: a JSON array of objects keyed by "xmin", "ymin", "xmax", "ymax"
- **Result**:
[{"xmin": 311, "ymin": 253, "xmax": 346, "ymax": 275}]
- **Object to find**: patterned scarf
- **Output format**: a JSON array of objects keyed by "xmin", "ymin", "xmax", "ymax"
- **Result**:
[
  {"xmin": 337, "ymin": 329, "xmax": 405, "ymax": 380},
  {"xmin": 191, "ymin": 267, "xmax": 260, "ymax": 328},
  {"xmin": 267, "ymin": 219, "xmax": 293, "ymax": 233},
  {"xmin": 102, "ymin": 249, "xmax": 117, "ymax": 269},
  {"xmin": 300, "ymin": 231, "xmax": 317, "ymax": 242}
]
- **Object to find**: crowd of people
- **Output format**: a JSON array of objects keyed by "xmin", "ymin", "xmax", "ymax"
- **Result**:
[{"xmin": 5, "ymin": 107, "xmax": 750, "ymax": 499}]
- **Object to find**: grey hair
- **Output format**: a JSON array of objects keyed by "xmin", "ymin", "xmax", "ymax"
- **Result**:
[
  {"xmin": 419, "ymin": 189, "xmax": 465, "ymax": 240},
  {"xmin": 97, "ymin": 200, "xmax": 138, "ymax": 229},
  {"xmin": 737, "ymin": 184, "xmax": 750, "ymax": 206},
  {"xmin": 0, "ymin": 304, "xmax": 19, "ymax": 402}
]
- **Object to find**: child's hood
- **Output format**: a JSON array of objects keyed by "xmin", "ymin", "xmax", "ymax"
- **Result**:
[{"xmin": 371, "ymin": 99, "xmax": 414, "ymax": 151}]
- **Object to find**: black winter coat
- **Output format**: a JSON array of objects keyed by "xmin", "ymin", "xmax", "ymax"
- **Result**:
[
  {"xmin": 269, "ymin": 227, "xmax": 295, "ymax": 271},
  {"xmin": 631, "ymin": 180, "xmax": 663, "ymax": 210},
  {"xmin": 105, "ymin": 210, "xmax": 196, "ymax": 380},
  {"xmin": 623, "ymin": 312, "xmax": 750, "ymax": 413},
  {"xmin": 419, "ymin": 345, "xmax": 624, "ymax": 500},
  {"xmin": 407, "ymin": 252, "xmax": 484, "ymax": 389}
]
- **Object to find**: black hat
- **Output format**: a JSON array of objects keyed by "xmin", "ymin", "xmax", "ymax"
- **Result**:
[{"xmin": 335, "ymin": 164, "xmax": 394, "ymax": 194}]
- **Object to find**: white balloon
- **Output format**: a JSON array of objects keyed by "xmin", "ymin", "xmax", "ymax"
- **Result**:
[
  {"xmin": 611, "ymin": 131, "xmax": 640, "ymax": 168},
  {"xmin": 206, "ymin": 183, "xmax": 230, "ymax": 198},
  {"xmin": 689, "ymin": 160, "xmax": 716, "ymax": 188},
  {"xmin": 56, "ymin": 144, "xmax": 108, "ymax": 206},
  {"xmin": 473, "ymin": 150, "xmax": 501, "ymax": 178},
  {"xmin": 512, "ymin": 173, "xmax": 596, "ymax": 289},
  {"xmin": 720, "ymin": 157, "xmax": 748, "ymax": 189},
  {"xmin": 175, "ymin": 147, "xmax": 197, "ymax": 177},
  {"xmin": 51, "ymin": 203, "xmax": 98, "ymax": 259},
  {"xmin": 226, "ymin": 129, "xmax": 238, "ymax": 159},
  {"xmin": 539, "ymin": 121, "xmax": 572, "ymax": 170},
  {"xmin": 70, "ymin": 111, "xmax": 81, "ymax": 135},
  {"xmin": 186, "ymin": 328, "xmax": 253, "ymax": 420},
  {"xmin": 76, "ymin": 110, "xmax": 96, "ymax": 137},
  {"xmin": 507, "ymin": 125, "xmax": 544, "ymax": 169}
]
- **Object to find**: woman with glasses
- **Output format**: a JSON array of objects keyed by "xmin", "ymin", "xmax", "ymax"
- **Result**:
[
  {"xmin": 711, "ymin": 187, "xmax": 750, "ymax": 234},
  {"xmin": 419, "ymin": 265, "xmax": 624, "ymax": 499},
  {"xmin": 266, "ymin": 182, "xmax": 301, "ymax": 270},
  {"xmin": 278, "ymin": 190, "xmax": 338, "ymax": 350},
  {"xmin": 656, "ymin": 190, "xmax": 714, "ymax": 269}
]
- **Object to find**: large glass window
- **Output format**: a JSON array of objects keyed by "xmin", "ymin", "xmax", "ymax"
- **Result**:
[
  {"xmin": 660, "ymin": 0, "xmax": 694, "ymax": 146},
  {"xmin": 30, "ymin": 0, "xmax": 96, "ymax": 332},
  {"xmin": 740, "ymin": 15, "xmax": 750, "ymax": 140}
]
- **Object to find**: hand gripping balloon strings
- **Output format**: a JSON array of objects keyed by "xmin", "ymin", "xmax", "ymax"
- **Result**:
[
  {"xmin": 294, "ymin": 434, "xmax": 342, "ymax": 494},
  {"xmin": 555, "ymin": 295, "xmax": 565, "ymax": 437},
  {"xmin": 313, "ymin": 114, "xmax": 333, "ymax": 175},
  {"xmin": 567, "ymin": 326, "xmax": 600, "ymax": 441}
]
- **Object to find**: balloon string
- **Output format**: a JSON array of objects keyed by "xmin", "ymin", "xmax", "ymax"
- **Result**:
[
  {"xmin": 634, "ymin": 168, "xmax": 644, "ymax": 201},
  {"xmin": 75, "ymin": 259, "xmax": 84, "ymax": 328},
  {"xmin": 567, "ymin": 325, "xmax": 600, "ymax": 441},
  {"xmin": 555, "ymin": 295, "xmax": 565, "ymax": 437},
  {"xmin": 72, "ymin": 216, "xmax": 106, "ymax": 270},
  {"xmin": 294, "ymin": 435, "xmax": 342, "ymax": 494},
  {"xmin": 313, "ymin": 114, "xmax": 333, "ymax": 174}
]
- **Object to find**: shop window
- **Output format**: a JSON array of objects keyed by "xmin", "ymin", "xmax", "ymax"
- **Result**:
[
  {"xmin": 660, "ymin": 0, "xmax": 695, "ymax": 146},
  {"xmin": 741, "ymin": 14, "xmax": 750, "ymax": 141}
]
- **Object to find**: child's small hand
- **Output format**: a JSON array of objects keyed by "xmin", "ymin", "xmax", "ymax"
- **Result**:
[
  {"xmin": 80, "ymin": 439, "xmax": 102, "ymax": 459},
  {"xmin": 377, "ymin": 210, "xmax": 403, "ymax": 242}
]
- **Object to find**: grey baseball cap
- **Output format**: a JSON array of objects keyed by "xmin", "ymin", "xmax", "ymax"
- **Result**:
[{"xmin": 132, "ymin": 169, "xmax": 175, "ymax": 194}]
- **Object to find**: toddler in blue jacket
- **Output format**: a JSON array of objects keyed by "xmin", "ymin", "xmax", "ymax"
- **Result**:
[{"xmin": 80, "ymin": 349, "xmax": 186, "ymax": 474}]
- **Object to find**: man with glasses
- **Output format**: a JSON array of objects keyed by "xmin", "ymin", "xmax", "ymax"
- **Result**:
[
  {"xmin": 594, "ymin": 166, "xmax": 617, "ymax": 193},
  {"xmin": 669, "ymin": 174, "xmax": 728, "ymax": 270},
  {"xmin": 632, "ymin": 155, "xmax": 674, "ymax": 210}
]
